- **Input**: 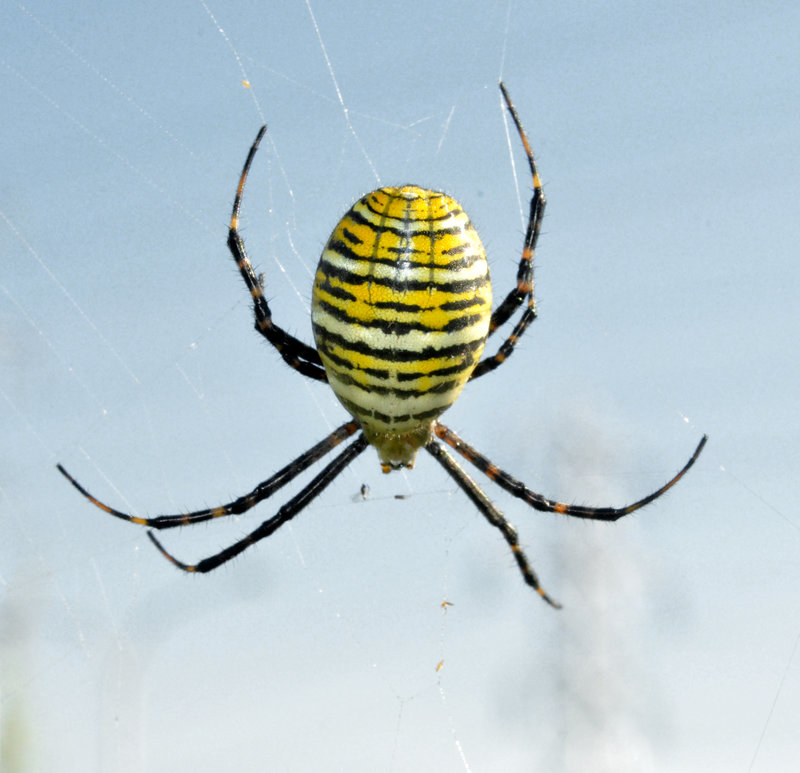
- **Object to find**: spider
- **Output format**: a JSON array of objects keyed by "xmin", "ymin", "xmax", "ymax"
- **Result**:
[{"xmin": 58, "ymin": 82, "xmax": 706, "ymax": 607}]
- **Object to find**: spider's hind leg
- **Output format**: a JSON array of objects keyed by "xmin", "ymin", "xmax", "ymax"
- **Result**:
[
  {"xmin": 471, "ymin": 82, "xmax": 545, "ymax": 381},
  {"xmin": 227, "ymin": 125, "xmax": 327, "ymax": 382}
]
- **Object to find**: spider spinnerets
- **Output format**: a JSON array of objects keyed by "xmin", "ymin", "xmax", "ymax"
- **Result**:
[{"xmin": 58, "ymin": 82, "xmax": 706, "ymax": 607}]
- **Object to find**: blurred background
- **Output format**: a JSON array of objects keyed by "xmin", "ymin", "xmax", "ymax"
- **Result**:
[{"xmin": 2, "ymin": 1, "xmax": 798, "ymax": 770}]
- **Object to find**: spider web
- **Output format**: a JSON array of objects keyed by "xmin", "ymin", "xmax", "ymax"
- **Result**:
[{"xmin": 2, "ymin": 2, "xmax": 800, "ymax": 771}]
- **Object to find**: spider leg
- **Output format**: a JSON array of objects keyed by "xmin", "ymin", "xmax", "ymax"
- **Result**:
[
  {"xmin": 471, "ymin": 81, "xmax": 545, "ymax": 380},
  {"xmin": 57, "ymin": 420, "xmax": 360, "ymax": 530},
  {"xmin": 426, "ymin": 439, "xmax": 561, "ymax": 607},
  {"xmin": 434, "ymin": 423, "xmax": 707, "ymax": 521},
  {"xmin": 149, "ymin": 432, "xmax": 370, "ymax": 573},
  {"xmin": 228, "ymin": 125, "xmax": 327, "ymax": 381}
]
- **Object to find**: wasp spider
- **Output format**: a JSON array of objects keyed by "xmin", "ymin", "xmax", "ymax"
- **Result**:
[{"xmin": 58, "ymin": 83, "xmax": 706, "ymax": 607}]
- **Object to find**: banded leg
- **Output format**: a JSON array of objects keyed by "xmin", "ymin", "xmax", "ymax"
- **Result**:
[
  {"xmin": 228, "ymin": 125, "xmax": 327, "ymax": 381},
  {"xmin": 434, "ymin": 423, "xmax": 708, "ymax": 521},
  {"xmin": 471, "ymin": 81, "xmax": 545, "ymax": 380},
  {"xmin": 149, "ymin": 432, "xmax": 370, "ymax": 572},
  {"xmin": 426, "ymin": 439, "xmax": 561, "ymax": 607},
  {"xmin": 56, "ymin": 420, "xmax": 360, "ymax": 529}
]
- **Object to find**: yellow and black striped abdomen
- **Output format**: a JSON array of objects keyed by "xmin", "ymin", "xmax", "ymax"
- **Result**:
[{"xmin": 312, "ymin": 186, "xmax": 491, "ymax": 470}]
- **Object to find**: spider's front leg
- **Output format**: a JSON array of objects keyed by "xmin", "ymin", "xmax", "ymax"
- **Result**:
[
  {"xmin": 429, "ymin": 423, "xmax": 705, "ymax": 605},
  {"xmin": 227, "ymin": 125, "xmax": 327, "ymax": 382},
  {"xmin": 149, "ymin": 432, "xmax": 370, "ymax": 573},
  {"xmin": 435, "ymin": 423, "xmax": 707, "ymax": 521},
  {"xmin": 426, "ymin": 439, "xmax": 561, "ymax": 608}
]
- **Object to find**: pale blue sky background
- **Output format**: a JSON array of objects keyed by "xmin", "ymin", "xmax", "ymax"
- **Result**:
[{"xmin": 2, "ymin": 1, "xmax": 799, "ymax": 771}]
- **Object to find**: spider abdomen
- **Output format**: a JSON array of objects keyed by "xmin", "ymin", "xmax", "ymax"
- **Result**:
[{"xmin": 312, "ymin": 186, "xmax": 491, "ymax": 469}]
